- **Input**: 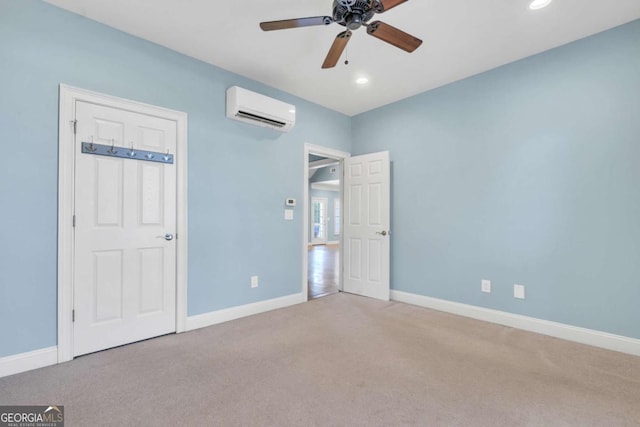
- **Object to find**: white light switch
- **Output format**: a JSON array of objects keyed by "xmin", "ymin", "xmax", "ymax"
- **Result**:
[
  {"xmin": 284, "ymin": 209, "xmax": 294, "ymax": 220},
  {"xmin": 481, "ymin": 279, "xmax": 491, "ymax": 293},
  {"xmin": 514, "ymin": 284, "xmax": 525, "ymax": 299}
]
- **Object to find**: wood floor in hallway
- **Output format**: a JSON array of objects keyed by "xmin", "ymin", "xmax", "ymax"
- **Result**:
[{"xmin": 308, "ymin": 244, "xmax": 340, "ymax": 300}]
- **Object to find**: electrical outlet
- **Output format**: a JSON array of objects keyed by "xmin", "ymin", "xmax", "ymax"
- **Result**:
[
  {"xmin": 514, "ymin": 284, "xmax": 525, "ymax": 299},
  {"xmin": 251, "ymin": 276, "xmax": 259, "ymax": 288},
  {"xmin": 481, "ymin": 279, "xmax": 491, "ymax": 293}
]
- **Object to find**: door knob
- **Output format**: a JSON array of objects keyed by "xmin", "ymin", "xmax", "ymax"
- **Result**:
[
  {"xmin": 376, "ymin": 230, "xmax": 388, "ymax": 236},
  {"xmin": 163, "ymin": 233, "xmax": 174, "ymax": 241}
]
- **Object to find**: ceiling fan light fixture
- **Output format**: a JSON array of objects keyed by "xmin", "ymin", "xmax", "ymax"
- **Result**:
[
  {"xmin": 346, "ymin": 13, "xmax": 364, "ymax": 30},
  {"xmin": 529, "ymin": 0, "xmax": 552, "ymax": 10}
]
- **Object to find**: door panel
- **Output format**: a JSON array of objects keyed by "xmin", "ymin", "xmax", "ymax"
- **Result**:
[
  {"xmin": 74, "ymin": 101, "xmax": 177, "ymax": 357},
  {"xmin": 94, "ymin": 250, "xmax": 124, "ymax": 323},
  {"xmin": 95, "ymin": 158, "xmax": 124, "ymax": 226},
  {"xmin": 138, "ymin": 247, "xmax": 165, "ymax": 315},
  {"xmin": 140, "ymin": 162, "xmax": 164, "ymax": 225},
  {"xmin": 343, "ymin": 151, "xmax": 390, "ymax": 301},
  {"xmin": 349, "ymin": 238, "xmax": 362, "ymax": 281},
  {"xmin": 369, "ymin": 183, "xmax": 382, "ymax": 225},
  {"xmin": 350, "ymin": 185, "xmax": 362, "ymax": 225},
  {"xmin": 368, "ymin": 239, "xmax": 381, "ymax": 282}
]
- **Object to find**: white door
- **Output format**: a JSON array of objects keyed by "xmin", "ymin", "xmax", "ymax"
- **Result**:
[
  {"xmin": 311, "ymin": 197, "xmax": 328, "ymax": 245},
  {"xmin": 343, "ymin": 151, "xmax": 390, "ymax": 301},
  {"xmin": 73, "ymin": 101, "xmax": 177, "ymax": 357}
]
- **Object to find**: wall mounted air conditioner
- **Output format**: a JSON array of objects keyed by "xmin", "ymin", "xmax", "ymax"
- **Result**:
[{"xmin": 226, "ymin": 86, "xmax": 296, "ymax": 132}]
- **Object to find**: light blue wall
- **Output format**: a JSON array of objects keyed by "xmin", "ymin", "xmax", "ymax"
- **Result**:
[
  {"xmin": 352, "ymin": 20, "xmax": 640, "ymax": 339},
  {"xmin": 1, "ymin": 1, "xmax": 638, "ymax": 360},
  {"xmin": 0, "ymin": 0, "xmax": 351, "ymax": 358}
]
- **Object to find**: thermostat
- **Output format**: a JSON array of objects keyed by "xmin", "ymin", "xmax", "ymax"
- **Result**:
[{"xmin": 285, "ymin": 198, "xmax": 296, "ymax": 207}]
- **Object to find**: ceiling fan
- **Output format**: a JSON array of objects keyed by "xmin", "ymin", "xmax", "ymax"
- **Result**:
[{"xmin": 260, "ymin": 0, "xmax": 422, "ymax": 69}]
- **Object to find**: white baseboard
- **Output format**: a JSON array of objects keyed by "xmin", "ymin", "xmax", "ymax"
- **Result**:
[
  {"xmin": 391, "ymin": 290, "xmax": 640, "ymax": 357},
  {"xmin": 186, "ymin": 292, "xmax": 306, "ymax": 332},
  {"xmin": 327, "ymin": 241, "xmax": 340, "ymax": 245},
  {"xmin": 0, "ymin": 346, "xmax": 58, "ymax": 378}
]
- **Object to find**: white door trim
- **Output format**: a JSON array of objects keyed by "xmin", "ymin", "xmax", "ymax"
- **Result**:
[
  {"xmin": 57, "ymin": 84, "xmax": 188, "ymax": 363},
  {"xmin": 303, "ymin": 143, "xmax": 349, "ymax": 300}
]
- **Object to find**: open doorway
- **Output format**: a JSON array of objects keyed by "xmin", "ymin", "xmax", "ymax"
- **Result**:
[
  {"xmin": 303, "ymin": 144, "xmax": 348, "ymax": 301},
  {"xmin": 309, "ymin": 156, "xmax": 340, "ymax": 299}
]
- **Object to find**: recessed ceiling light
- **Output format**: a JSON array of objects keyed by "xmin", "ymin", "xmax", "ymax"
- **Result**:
[
  {"xmin": 529, "ymin": 0, "xmax": 552, "ymax": 10},
  {"xmin": 356, "ymin": 77, "xmax": 369, "ymax": 85}
]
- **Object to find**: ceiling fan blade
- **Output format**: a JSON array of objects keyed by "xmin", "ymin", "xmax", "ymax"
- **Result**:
[
  {"xmin": 374, "ymin": 0, "xmax": 409, "ymax": 13},
  {"xmin": 260, "ymin": 16, "xmax": 333, "ymax": 31},
  {"xmin": 367, "ymin": 21, "xmax": 422, "ymax": 53},
  {"xmin": 322, "ymin": 30, "xmax": 352, "ymax": 69}
]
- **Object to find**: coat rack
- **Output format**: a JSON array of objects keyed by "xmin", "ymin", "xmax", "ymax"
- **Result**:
[{"xmin": 81, "ymin": 140, "xmax": 174, "ymax": 164}]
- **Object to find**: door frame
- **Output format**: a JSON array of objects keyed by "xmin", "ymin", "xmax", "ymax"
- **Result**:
[
  {"xmin": 57, "ymin": 84, "xmax": 188, "ymax": 363},
  {"xmin": 303, "ymin": 143, "xmax": 349, "ymax": 300},
  {"xmin": 310, "ymin": 196, "xmax": 329, "ymax": 245}
]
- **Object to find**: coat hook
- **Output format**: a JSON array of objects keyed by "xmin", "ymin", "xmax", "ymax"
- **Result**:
[
  {"xmin": 128, "ymin": 144, "xmax": 136, "ymax": 158},
  {"xmin": 85, "ymin": 135, "xmax": 97, "ymax": 153},
  {"xmin": 163, "ymin": 149, "xmax": 171, "ymax": 162},
  {"xmin": 108, "ymin": 139, "xmax": 118, "ymax": 155}
]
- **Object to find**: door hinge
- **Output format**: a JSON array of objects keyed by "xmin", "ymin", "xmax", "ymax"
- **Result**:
[
  {"xmin": 72, "ymin": 214, "xmax": 76, "ymax": 227},
  {"xmin": 72, "ymin": 309, "xmax": 75, "ymax": 322},
  {"xmin": 72, "ymin": 120, "xmax": 78, "ymax": 135}
]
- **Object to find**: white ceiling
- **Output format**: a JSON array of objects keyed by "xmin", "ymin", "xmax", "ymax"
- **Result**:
[{"xmin": 44, "ymin": 0, "xmax": 640, "ymax": 116}]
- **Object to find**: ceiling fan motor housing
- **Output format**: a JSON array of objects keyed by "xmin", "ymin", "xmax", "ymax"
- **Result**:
[{"xmin": 333, "ymin": 0, "xmax": 376, "ymax": 30}]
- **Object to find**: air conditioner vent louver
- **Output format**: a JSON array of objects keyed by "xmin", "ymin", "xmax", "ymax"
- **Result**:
[
  {"xmin": 226, "ymin": 86, "xmax": 296, "ymax": 132},
  {"xmin": 236, "ymin": 110, "xmax": 286, "ymax": 128}
]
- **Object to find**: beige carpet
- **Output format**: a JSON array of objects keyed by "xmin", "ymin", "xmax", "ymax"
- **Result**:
[{"xmin": 1, "ymin": 293, "xmax": 639, "ymax": 426}]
